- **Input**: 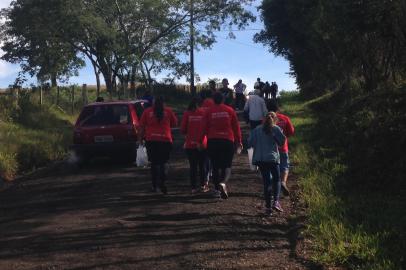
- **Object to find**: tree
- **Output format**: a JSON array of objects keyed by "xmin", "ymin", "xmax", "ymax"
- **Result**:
[
  {"xmin": 2, "ymin": 0, "xmax": 256, "ymax": 94},
  {"xmin": 0, "ymin": 0, "xmax": 84, "ymax": 87},
  {"xmin": 255, "ymin": 0, "xmax": 406, "ymax": 97}
]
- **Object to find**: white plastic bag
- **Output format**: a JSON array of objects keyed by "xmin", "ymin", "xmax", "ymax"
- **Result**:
[
  {"xmin": 247, "ymin": 148, "xmax": 256, "ymax": 171},
  {"xmin": 136, "ymin": 145, "xmax": 148, "ymax": 167}
]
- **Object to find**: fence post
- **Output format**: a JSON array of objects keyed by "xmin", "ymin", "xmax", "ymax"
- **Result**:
[
  {"xmin": 56, "ymin": 86, "xmax": 60, "ymax": 106},
  {"xmin": 11, "ymin": 86, "xmax": 19, "ymax": 102},
  {"xmin": 82, "ymin": 84, "xmax": 88, "ymax": 105},
  {"xmin": 71, "ymin": 85, "xmax": 75, "ymax": 114},
  {"xmin": 10, "ymin": 86, "xmax": 19, "ymax": 108},
  {"xmin": 39, "ymin": 86, "xmax": 43, "ymax": 106}
]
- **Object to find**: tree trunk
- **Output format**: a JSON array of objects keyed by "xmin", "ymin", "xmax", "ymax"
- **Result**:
[
  {"xmin": 130, "ymin": 65, "xmax": 137, "ymax": 98},
  {"xmin": 100, "ymin": 64, "xmax": 114, "ymax": 100},
  {"xmin": 92, "ymin": 64, "xmax": 101, "ymax": 98},
  {"xmin": 51, "ymin": 73, "xmax": 57, "ymax": 88}
]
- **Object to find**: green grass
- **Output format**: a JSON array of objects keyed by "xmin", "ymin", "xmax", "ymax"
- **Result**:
[
  {"xmin": 280, "ymin": 91, "xmax": 405, "ymax": 270},
  {"xmin": 0, "ymin": 92, "xmax": 74, "ymax": 180},
  {"xmin": 0, "ymin": 85, "xmax": 192, "ymax": 180}
]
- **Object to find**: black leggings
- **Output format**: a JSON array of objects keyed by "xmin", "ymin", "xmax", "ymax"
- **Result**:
[
  {"xmin": 207, "ymin": 139, "xmax": 234, "ymax": 190},
  {"xmin": 185, "ymin": 149, "xmax": 209, "ymax": 189},
  {"xmin": 145, "ymin": 141, "xmax": 172, "ymax": 190}
]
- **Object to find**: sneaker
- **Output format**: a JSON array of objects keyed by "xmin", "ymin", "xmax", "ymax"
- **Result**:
[
  {"xmin": 281, "ymin": 182, "xmax": 290, "ymax": 196},
  {"xmin": 219, "ymin": 183, "xmax": 228, "ymax": 199},
  {"xmin": 273, "ymin": 201, "xmax": 283, "ymax": 212},
  {"xmin": 191, "ymin": 188, "xmax": 198, "ymax": 194},
  {"xmin": 201, "ymin": 184, "xmax": 210, "ymax": 193}
]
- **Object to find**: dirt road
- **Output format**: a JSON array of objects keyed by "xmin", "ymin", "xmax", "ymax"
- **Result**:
[{"xmin": 0, "ymin": 119, "xmax": 320, "ymax": 270}]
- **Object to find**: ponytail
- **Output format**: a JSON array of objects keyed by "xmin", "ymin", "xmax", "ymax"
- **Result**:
[
  {"xmin": 263, "ymin": 112, "xmax": 277, "ymax": 135},
  {"xmin": 187, "ymin": 97, "xmax": 200, "ymax": 111},
  {"xmin": 153, "ymin": 96, "xmax": 164, "ymax": 122}
]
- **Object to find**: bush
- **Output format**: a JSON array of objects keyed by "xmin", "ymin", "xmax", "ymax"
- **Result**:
[
  {"xmin": 0, "ymin": 152, "xmax": 18, "ymax": 181},
  {"xmin": 295, "ymin": 85, "xmax": 406, "ymax": 269}
]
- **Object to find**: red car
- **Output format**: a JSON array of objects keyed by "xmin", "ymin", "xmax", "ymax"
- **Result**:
[{"xmin": 72, "ymin": 100, "xmax": 147, "ymax": 164}]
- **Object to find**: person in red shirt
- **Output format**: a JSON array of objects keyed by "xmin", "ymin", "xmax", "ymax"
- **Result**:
[
  {"xmin": 181, "ymin": 98, "xmax": 209, "ymax": 193},
  {"xmin": 202, "ymin": 92, "xmax": 242, "ymax": 199},
  {"xmin": 268, "ymin": 100, "xmax": 295, "ymax": 195},
  {"xmin": 139, "ymin": 96, "xmax": 178, "ymax": 194},
  {"xmin": 199, "ymin": 88, "xmax": 215, "ymax": 191}
]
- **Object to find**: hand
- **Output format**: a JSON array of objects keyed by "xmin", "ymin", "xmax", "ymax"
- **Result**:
[{"xmin": 236, "ymin": 143, "xmax": 243, "ymax": 154}]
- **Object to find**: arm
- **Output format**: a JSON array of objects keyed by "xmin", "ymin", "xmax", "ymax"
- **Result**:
[
  {"xmin": 201, "ymin": 111, "xmax": 209, "ymax": 143},
  {"xmin": 285, "ymin": 117, "xmax": 295, "ymax": 137},
  {"xmin": 169, "ymin": 109, "xmax": 178, "ymax": 127},
  {"xmin": 273, "ymin": 126, "xmax": 286, "ymax": 147},
  {"xmin": 231, "ymin": 111, "xmax": 242, "ymax": 145},
  {"xmin": 138, "ymin": 111, "xmax": 147, "ymax": 144}
]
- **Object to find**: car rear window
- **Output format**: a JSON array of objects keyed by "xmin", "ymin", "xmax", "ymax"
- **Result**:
[{"xmin": 78, "ymin": 105, "xmax": 130, "ymax": 126}]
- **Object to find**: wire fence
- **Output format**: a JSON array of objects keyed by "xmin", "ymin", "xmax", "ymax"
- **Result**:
[{"xmin": 0, "ymin": 83, "xmax": 204, "ymax": 115}]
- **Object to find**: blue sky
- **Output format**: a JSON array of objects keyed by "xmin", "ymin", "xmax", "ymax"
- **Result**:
[{"xmin": 0, "ymin": 0, "xmax": 296, "ymax": 91}]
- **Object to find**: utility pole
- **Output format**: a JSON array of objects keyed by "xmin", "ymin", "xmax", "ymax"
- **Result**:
[{"xmin": 190, "ymin": 0, "xmax": 196, "ymax": 96}]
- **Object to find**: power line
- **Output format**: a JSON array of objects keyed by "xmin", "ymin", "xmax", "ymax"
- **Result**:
[
  {"xmin": 195, "ymin": 23, "xmax": 263, "ymax": 32},
  {"xmin": 210, "ymin": 28, "xmax": 263, "ymax": 32},
  {"xmin": 216, "ymin": 35, "xmax": 266, "ymax": 51}
]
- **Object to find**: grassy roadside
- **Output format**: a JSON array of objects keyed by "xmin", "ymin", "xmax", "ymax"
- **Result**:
[
  {"xmin": 280, "ymin": 91, "xmax": 405, "ymax": 270},
  {"xmin": 0, "ymin": 85, "xmax": 191, "ymax": 181},
  {"xmin": 0, "ymin": 94, "xmax": 74, "ymax": 181}
]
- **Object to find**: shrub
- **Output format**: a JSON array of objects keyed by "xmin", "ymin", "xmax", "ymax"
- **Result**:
[{"xmin": 0, "ymin": 152, "xmax": 18, "ymax": 181}]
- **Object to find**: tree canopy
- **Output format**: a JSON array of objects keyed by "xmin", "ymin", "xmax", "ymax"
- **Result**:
[
  {"xmin": 1, "ymin": 0, "xmax": 255, "ymax": 92},
  {"xmin": 255, "ymin": 0, "xmax": 406, "ymax": 97}
]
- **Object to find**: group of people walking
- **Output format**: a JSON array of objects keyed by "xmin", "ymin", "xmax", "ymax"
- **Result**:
[
  {"xmin": 254, "ymin": 78, "xmax": 279, "ymax": 100},
  {"xmin": 137, "ymin": 77, "xmax": 293, "ymax": 215}
]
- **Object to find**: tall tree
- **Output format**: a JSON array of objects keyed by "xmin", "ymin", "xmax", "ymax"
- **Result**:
[
  {"xmin": 255, "ymin": 0, "xmax": 406, "ymax": 96},
  {"xmin": 0, "ymin": 0, "xmax": 84, "ymax": 87},
  {"xmin": 2, "ymin": 0, "xmax": 255, "ymax": 92}
]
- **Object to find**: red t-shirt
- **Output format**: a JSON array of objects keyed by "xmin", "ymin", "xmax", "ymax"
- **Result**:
[
  {"xmin": 181, "ymin": 109, "xmax": 207, "ymax": 149},
  {"xmin": 203, "ymin": 104, "xmax": 242, "ymax": 144},
  {"xmin": 276, "ymin": 112, "xmax": 294, "ymax": 153},
  {"xmin": 139, "ymin": 106, "xmax": 178, "ymax": 142}
]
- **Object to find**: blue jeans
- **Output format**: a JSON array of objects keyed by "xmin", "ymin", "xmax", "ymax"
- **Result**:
[
  {"xmin": 279, "ymin": 152, "xmax": 290, "ymax": 173},
  {"xmin": 258, "ymin": 162, "xmax": 281, "ymax": 208}
]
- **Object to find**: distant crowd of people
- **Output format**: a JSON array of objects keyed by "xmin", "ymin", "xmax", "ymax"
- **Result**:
[{"xmin": 134, "ymin": 77, "xmax": 293, "ymax": 216}]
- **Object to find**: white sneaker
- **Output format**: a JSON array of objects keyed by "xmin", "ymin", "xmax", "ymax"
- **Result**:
[{"xmin": 219, "ymin": 183, "xmax": 228, "ymax": 199}]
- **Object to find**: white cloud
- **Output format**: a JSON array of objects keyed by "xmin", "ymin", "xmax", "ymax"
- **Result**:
[{"xmin": 0, "ymin": 60, "xmax": 18, "ymax": 79}]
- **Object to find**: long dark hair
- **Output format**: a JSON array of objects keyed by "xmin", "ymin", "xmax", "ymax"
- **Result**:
[
  {"xmin": 213, "ymin": 92, "xmax": 224, "ymax": 105},
  {"xmin": 153, "ymin": 96, "xmax": 165, "ymax": 122},
  {"xmin": 263, "ymin": 112, "xmax": 277, "ymax": 135},
  {"xmin": 187, "ymin": 97, "xmax": 200, "ymax": 111}
]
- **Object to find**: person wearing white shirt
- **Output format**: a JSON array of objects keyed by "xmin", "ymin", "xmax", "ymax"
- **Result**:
[
  {"xmin": 244, "ymin": 89, "xmax": 268, "ymax": 129},
  {"xmin": 233, "ymin": 79, "xmax": 247, "ymax": 110}
]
